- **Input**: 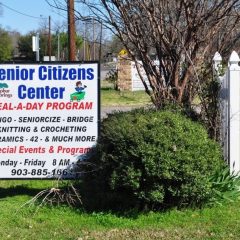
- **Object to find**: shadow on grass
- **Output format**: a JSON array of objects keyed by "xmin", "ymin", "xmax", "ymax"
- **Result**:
[
  {"xmin": 101, "ymin": 87, "xmax": 115, "ymax": 90},
  {"xmin": 0, "ymin": 185, "xmax": 46, "ymax": 199},
  {"xmin": 0, "ymin": 183, "xmax": 148, "ymax": 218}
]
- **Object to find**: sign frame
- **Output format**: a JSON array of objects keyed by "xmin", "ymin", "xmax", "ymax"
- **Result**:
[{"xmin": 0, "ymin": 61, "xmax": 100, "ymax": 180}]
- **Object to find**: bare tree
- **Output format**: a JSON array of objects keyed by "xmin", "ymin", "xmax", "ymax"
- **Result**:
[{"xmin": 47, "ymin": 0, "xmax": 240, "ymax": 108}]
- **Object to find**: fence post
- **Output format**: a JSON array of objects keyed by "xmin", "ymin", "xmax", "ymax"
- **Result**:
[
  {"xmin": 213, "ymin": 52, "xmax": 222, "ymax": 74},
  {"xmin": 213, "ymin": 52, "xmax": 229, "ymax": 162},
  {"xmin": 229, "ymin": 51, "xmax": 240, "ymax": 174}
]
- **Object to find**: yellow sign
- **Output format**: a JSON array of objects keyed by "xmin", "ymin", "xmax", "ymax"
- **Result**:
[{"xmin": 118, "ymin": 49, "xmax": 128, "ymax": 56}]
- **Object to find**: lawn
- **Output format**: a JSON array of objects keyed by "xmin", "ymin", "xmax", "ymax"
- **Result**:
[
  {"xmin": 101, "ymin": 81, "xmax": 151, "ymax": 106},
  {"xmin": 0, "ymin": 180, "xmax": 240, "ymax": 240}
]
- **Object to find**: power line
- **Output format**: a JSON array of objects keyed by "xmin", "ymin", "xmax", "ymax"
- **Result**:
[
  {"xmin": 50, "ymin": 8, "xmax": 67, "ymax": 20},
  {"xmin": 0, "ymin": 2, "xmax": 47, "ymax": 19},
  {"xmin": 44, "ymin": 0, "xmax": 67, "ymax": 19}
]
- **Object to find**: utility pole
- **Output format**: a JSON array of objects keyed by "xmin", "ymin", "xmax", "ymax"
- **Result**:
[
  {"xmin": 83, "ymin": 22, "xmax": 86, "ymax": 61},
  {"xmin": 99, "ymin": 21, "xmax": 103, "ymax": 63},
  {"xmin": 57, "ymin": 32, "xmax": 60, "ymax": 61},
  {"xmin": 67, "ymin": 0, "xmax": 76, "ymax": 61},
  {"xmin": 93, "ymin": 18, "xmax": 95, "ymax": 60},
  {"xmin": 48, "ymin": 16, "xmax": 52, "ymax": 61}
]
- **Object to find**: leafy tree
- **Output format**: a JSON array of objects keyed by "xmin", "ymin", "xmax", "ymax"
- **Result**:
[
  {"xmin": 57, "ymin": 32, "xmax": 83, "ymax": 60},
  {"xmin": 18, "ymin": 31, "xmax": 83, "ymax": 61},
  {"xmin": 109, "ymin": 35, "xmax": 124, "ymax": 55},
  {"xmin": 18, "ymin": 32, "xmax": 39, "ymax": 61},
  {"xmin": 18, "ymin": 30, "xmax": 59, "ymax": 61},
  {"xmin": 103, "ymin": 35, "xmax": 124, "ymax": 58},
  {"xmin": 0, "ymin": 28, "xmax": 13, "ymax": 61}
]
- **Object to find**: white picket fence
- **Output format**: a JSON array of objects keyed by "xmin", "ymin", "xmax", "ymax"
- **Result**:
[{"xmin": 214, "ymin": 51, "xmax": 240, "ymax": 174}]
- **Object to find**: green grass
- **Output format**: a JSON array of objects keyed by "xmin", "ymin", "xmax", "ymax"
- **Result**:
[
  {"xmin": 101, "ymin": 89, "xmax": 151, "ymax": 107},
  {"xmin": 0, "ymin": 180, "xmax": 240, "ymax": 239},
  {"xmin": 101, "ymin": 80, "xmax": 151, "ymax": 107}
]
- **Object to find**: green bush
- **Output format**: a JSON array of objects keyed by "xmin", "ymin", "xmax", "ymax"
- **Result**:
[
  {"xmin": 83, "ymin": 109, "xmax": 224, "ymax": 210},
  {"xmin": 209, "ymin": 166, "xmax": 240, "ymax": 206}
]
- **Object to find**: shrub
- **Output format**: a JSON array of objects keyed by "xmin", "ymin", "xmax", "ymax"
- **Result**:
[
  {"xmin": 83, "ymin": 109, "xmax": 224, "ymax": 210},
  {"xmin": 209, "ymin": 166, "xmax": 240, "ymax": 206}
]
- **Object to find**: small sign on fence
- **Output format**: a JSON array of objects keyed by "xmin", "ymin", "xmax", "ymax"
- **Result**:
[{"xmin": 0, "ymin": 62, "xmax": 100, "ymax": 179}]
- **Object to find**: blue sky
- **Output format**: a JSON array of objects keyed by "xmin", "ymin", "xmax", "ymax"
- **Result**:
[{"xmin": 0, "ymin": 0, "xmax": 67, "ymax": 34}]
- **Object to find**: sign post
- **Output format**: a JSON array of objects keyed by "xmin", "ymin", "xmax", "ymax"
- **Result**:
[
  {"xmin": 32, "ymin": 34, "xmax": 40, "ymax": 62},
  {"xmin": 0, "ymin": 62, "xmax": 99, "ymax": 179}
]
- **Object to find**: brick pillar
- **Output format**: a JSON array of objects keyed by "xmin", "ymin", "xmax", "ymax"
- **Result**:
[{"xmin": 117, "ymin": 55, "xmax": 132, "ymax": 91}]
